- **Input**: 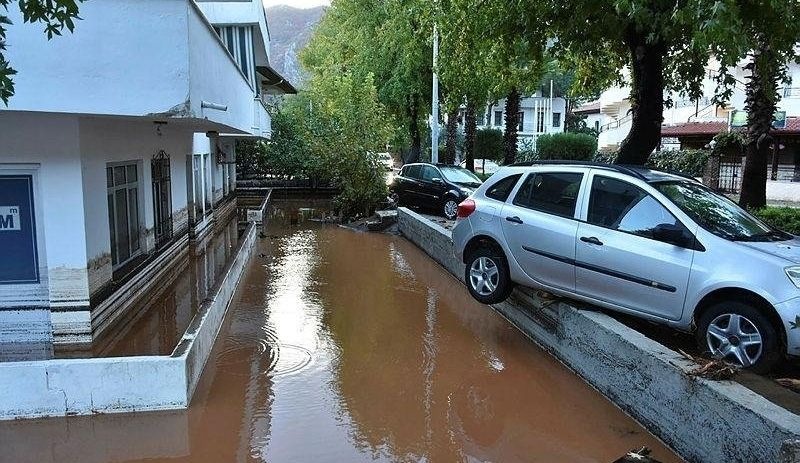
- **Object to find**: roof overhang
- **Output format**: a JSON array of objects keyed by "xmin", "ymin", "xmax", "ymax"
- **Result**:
[{"xmin": 256, "ymin": 65, "xmax": 298, "ymax": 95}]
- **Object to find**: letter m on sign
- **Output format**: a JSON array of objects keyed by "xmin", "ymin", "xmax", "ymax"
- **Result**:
[{"xmin": 0, "ymin": 206, "xmax": 21, "ymax": 231}]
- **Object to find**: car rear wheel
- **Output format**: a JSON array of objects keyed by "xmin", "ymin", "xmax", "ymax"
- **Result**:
[
  {"xmin": 464, "ymin": 247, "xmax": 513, "ymax": 304},
  {"xmin": 695, "ymin": 301, "xmax": 782, "ymax": 374},
  {"xmin": 443, "ymin": 197, "xmax": 459, "ymax": 220}
]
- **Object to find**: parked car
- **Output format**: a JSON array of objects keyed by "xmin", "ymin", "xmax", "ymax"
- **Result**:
[
  {"xmin": 391, "ymin": 163, "xmax": 483, "ymax": 219},
  {"xmin": 461, "ymin": 159, "xmax": 501, "ymax": 175},
  {"xmin": 452, "ymin": 161, "xmax": 800, "ymax": 372}
]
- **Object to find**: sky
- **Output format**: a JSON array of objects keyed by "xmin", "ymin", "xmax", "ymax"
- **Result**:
[{"xmin": 263, "ymin": 0, "xmax": 329, "ymax": 8}]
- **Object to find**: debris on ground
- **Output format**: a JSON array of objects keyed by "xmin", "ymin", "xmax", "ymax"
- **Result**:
[
  {"xmin": 775, "ymin": 378, "xmax": 800, "ymax": 393},
  {"xmin": 613, "ymin": 447, "xmax": 662, "ymax": 462},
  {"xmin": 678, "ymin": 349, "xmax": 739, "ymax": 380}
]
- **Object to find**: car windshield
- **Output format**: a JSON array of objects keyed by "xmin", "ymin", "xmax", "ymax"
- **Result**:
[
  {"xmin": 439, "ymin": 166, "xmax": 482, "ymax": 185},
  {"xmin": 653, "ymin": 181, "xmax": 791, "ymax": 241}
]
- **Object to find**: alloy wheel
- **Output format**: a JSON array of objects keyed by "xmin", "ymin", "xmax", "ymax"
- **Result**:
[
  {"xmin": 469, "ymin": 257, "xmax": 499, "ymax": 296},
  {"xmin": 444, "ymin": 200, "xmax": 459, "ymax": 219},
  {"xmin": 705, "ymin": 313, "xmax": 764, "ymax": 367}
]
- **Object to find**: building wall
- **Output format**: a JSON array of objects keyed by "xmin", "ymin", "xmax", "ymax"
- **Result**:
[
  {"xmin": 0, "ymin": 112, "xmax": 86, "ymax": 310},
  {"xmin": 79, "ymin": 118, "xmax": 193, "ymax": 298}
]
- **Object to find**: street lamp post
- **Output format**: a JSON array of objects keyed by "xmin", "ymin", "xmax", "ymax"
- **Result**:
[{"xmin": 431, "ymin": 24, "xmax": 439, "ymax": 164}]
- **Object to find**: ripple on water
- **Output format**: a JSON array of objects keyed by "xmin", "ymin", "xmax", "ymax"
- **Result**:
[{"xmin": 215, "ymin": 336, "xmax": 313, "ymax": 377}]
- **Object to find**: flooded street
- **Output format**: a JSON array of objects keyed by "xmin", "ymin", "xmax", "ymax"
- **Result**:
[{"xmin": 0, "ymin": 199, "xmax": 682, "ymax": 463}]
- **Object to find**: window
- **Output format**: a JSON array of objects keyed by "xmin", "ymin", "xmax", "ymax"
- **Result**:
[
  {"xmin": 404, "ymin": 165, "xmax": 421, "ymax": 179},
  {"xmin": 216, "ymin": 26, "xmax": 255, "ymax": 87},
  {"xmin": 476, "ymin": 111, "xmax": 485, "ymax": 126},
  {"xmin": 420, "ymin": 165, "xmax": 439, "ymax": 182},
  {"xmin": 588, "ymin": 176, "xmax": 681, "ymax": 240},
  {"xmin": 513, "ymin": 172, "xmax": 583, "ymax": 218},
  {"xmin": 517, "ymin": 112, "xmax": 524, "ymax": 132},
  {"xmin": 107, "ymin": 162, "xmax": 141, "ymax": 267},
  {"xmin": 486, "ymin": 174, "xmax": 522, "ymax": 202},
  {"xmin": 494, "ymin": 111, "xmax": 503, "ymax": 126},
  {"xmin": 594, "ymin": 120, "xmax": 600, "ymax": 133},
  {"xmin": 552, "ymin": 112, "xmax": 561, "ymax": 128}
]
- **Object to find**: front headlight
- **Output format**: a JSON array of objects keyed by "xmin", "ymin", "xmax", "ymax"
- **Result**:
[
  {"xmin": 460, "ymin": 188, "xmax": 473, "ymax": 196},
  {"xmin": 785, "ymin": 266, "xmax": 800, "ymax": 288}
]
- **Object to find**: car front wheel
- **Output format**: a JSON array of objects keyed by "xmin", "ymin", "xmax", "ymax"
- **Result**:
[
  {"xmin": 695, "ymin": 301, "xmax": 782, "ymax": 374},
  {"xmin": 464, "ymin": 247, "xmax": 513, "ymax": 304}
]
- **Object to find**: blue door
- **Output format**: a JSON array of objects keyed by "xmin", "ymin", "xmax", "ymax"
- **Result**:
[{"xmin": 0, "ymin": 175, "xmax": 39, "ymax": 284}]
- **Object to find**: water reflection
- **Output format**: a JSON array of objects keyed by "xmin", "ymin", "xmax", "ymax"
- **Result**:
[{"xmin": 0, "ymin": 199, "xmax": 683, "ymax": 463}]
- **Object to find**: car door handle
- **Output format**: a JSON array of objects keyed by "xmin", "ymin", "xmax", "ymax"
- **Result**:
[
  {"xmin": 505, "ymin": 216, "xmax": 523, "ymax": 224},
  {"xmin": 580, "ymin": 236, "xmax": 603, "ymax": 245}
]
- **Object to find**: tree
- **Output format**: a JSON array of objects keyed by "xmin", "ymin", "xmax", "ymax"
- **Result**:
[
  {"xmin": 545, "ymin": 0, "xmax": 712, "ymax": 165},
  {"xmin": 302, "ymin": 0, "xmax": 432, "ymax": 164},
  {"xmin": 1, "ymin": 0, "xmax": 82, "ymax": 104},
  {"xmin": 698, "ymin": 0, "xmax": 800, "ymax": 209}
]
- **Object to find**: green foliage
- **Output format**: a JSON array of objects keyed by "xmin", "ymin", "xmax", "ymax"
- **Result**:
[
  {"xmin": 474, "ymin": 128, "xmax": 503, "ymax": 161},
  {"xmin": 712, "ymin": 131, "xmax": 745, "ymax": 156},
  {"xmin": 1, "ymin": 0, "xmax": 83, "ymax": 104},
  {"xmin": 593, "ymin": 151, "xmax": 618, "ymax": 164},
  {"xmin": 536, "ymin": 133, "xmax": 598, "ymax": 161},
  {"xmin": 647, "ymin": 150, "xmax": 709, "ymax": 177},
  {"xmin": 753, "ymin": 207, "xmax": 800, "ymax": 235}
]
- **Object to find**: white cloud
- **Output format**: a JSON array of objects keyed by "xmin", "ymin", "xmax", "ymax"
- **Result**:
[{"xmin": 263, "ymin": 0, "xmax": 329, "ymax": 8}]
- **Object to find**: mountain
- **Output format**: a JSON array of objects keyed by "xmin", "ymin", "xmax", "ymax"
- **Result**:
[{"xmin": 266, "ymin": 5, "xmax": 327, "ymax": 89}]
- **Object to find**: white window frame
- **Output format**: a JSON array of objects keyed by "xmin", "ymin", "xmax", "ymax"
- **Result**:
[{"xmin": 106, "ymin": 161, "xmax": 143, "ymax": 269}]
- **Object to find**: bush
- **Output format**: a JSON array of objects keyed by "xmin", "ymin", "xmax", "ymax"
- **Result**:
[
  {"xmin": 647, "ymin": 149, "xmax": 709, "ymax": 177},
  {"xmin": 536, "ymin": 133, "xmax": 597, "ymax": 161},
  {"xmin": 475, "ymin": 128, "xmax": 504, "ymax": 161},
  {"xmin": 753, "ymin": 207, "xmax": 800, "ymax": 235}
]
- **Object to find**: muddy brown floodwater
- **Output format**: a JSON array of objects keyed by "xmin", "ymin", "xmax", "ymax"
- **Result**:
[{"xmin": 0, "ymin": 199, "xmax": 683, "ymax": 463}]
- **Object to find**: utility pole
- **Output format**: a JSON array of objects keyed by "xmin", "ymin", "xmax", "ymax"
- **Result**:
[{"xmin": 431, "ymin": 24, "xmax": 439, "ymax": 164}]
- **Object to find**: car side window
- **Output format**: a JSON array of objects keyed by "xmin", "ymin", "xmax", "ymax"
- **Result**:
[
  {"xmin": 512, "ymin": 172, "xmax": 583, "ymax": 218},
  {"xmin": 485, "ymin": 174, "xmax": 522, "ymax": 202},
  {"xmin": 588, "ymin": 176, "xmax": 682, "ymax": 239},
  {"xmin": 405, "ymin": 165, "xmax": 421, "ymax": 179},
  {"xmin": 420, "ymin": 166, "xmax": 438, "ymax": 182}
]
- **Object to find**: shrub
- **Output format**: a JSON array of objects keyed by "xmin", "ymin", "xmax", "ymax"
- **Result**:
[
  {"xmin": 647, "ymin": 149, "xmax": 709, "ymax": 177},
  {"xmin": 475, "ymin": 128, "xmax": 504, "ymax": 161},
  {"xmin": 536, "ymin": 133, "xmax": 597, "ymax": 161},
  {"xmin": 753, "ymin": 207, "xmax": 800, "ymax": 235}
]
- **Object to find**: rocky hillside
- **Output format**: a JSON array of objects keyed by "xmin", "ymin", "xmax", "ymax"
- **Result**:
[{"xmin": 266, "ymin": 5, "xmax": 327, "ymax": 89}]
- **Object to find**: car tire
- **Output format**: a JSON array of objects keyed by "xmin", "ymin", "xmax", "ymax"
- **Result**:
[
  {"xmin": 443, "ymin": 197, "xmax": 459, "ymax": 220},
  {"xmin": 695, "ymin": 301, "xmax": 782, "ymax": 374},
  {"xmin": 464, "ymin": 247, "xmax": 514, "ymax": 304}
]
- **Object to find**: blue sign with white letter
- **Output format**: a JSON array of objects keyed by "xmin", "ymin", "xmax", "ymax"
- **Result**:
[{"xmin": 0, "ymin": 175, "xmax": 39, "ymax": 284}]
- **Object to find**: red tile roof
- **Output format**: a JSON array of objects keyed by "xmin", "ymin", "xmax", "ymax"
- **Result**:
[{"xmin": 660, "ymin": 122, "xmax": 726, "ymax": 137}]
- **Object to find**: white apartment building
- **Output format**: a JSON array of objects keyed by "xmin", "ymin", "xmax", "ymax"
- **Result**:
[{"xmin": 0, "ymin": 0, "xmax": 294, "ymax": 345}]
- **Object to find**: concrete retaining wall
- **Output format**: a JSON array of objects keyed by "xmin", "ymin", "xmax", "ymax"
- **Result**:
[
  {"xmin": 397, "ymin": 207, "xmax": 800, "ymax": 463},
  {"xmin": 0, "ymin": 222, "xmax": 257, "ymax": 420}
]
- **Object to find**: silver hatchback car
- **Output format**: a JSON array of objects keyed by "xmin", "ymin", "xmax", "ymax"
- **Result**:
[{"xmin": 452, "ymin": 161, "xmax": 800, "ymax": 372}]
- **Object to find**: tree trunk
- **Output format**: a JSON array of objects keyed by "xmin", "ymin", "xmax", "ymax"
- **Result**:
[
  {"xmin": 444, "ymin": 107, "xmax": 458, "ymax": 165},
  {"xmin": 405, "ymin": 97, "xmax": 422, "ymax": 164},
  {"xmin": 464, "ymin": 101, "xmax": 476, "ymax": 172},
  {"xmin": 615, "ymin": 27, "xmax": 666, "ymax": 165},
  {"xmin": 503, "ymin": 88, "xmax": 521, "ymax": 165},
  {"xmin": 739, "ymin": 38, "xmax": 781, "ymax": 210}
]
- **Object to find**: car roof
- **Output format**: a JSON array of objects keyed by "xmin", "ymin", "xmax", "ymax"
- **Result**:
[{"xmin": 508, "ymin": 160, "xmax": 697, "ymax": 183}]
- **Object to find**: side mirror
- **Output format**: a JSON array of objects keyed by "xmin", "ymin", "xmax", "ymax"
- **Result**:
[
  {"xmin": 652, "ymin": 223, "xmax": 691, "ymax": 247},
  {"xmin": 431, "ymin": 177, "xmax": 444, "ymax": 184}
]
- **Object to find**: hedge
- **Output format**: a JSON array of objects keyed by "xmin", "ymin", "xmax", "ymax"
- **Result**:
[
  {"xmin": 753, "ymin": 206, "xmax": 800, "ymax": 235},
  {"xmin": 536, "ymin": 133, "xmax": 597, "ymax": 161}
]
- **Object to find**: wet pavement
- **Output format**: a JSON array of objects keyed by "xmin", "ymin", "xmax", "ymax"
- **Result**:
[{"xmin": 0, "ymin": 199, "xmax": 683, "ymax": 463}]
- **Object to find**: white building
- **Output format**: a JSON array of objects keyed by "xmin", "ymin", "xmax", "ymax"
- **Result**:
[
  {"xmin": 476, "ymin": 92, "xmax": 567, "ymax": 152},
  {"xmin": 0, "ymin": 0, "xmax": 294, "ymax": 345}
]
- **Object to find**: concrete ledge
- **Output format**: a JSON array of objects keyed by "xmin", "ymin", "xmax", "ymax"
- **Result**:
[
  {"xmin": 0, "ymin": 223, "xmax": 257, "ymax": 420},
  {"xmin": 397, "ymin": 207, "xmax": 800, "ymax": 463}
]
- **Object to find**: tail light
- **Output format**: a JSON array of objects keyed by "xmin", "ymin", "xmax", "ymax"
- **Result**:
[{"xmin": 456, "ymin": 199, "xmax": 476, "ymax": 219}]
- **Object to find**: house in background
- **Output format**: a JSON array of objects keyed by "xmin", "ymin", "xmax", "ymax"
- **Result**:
[
  {"xmin": 472, "ymin": 91, "xmax": 567, "ymax": 152},
  {"xmin": 0, "ymin": 0, "xmax": 294, "ymax": 346}
]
